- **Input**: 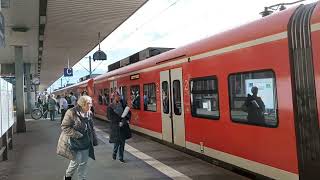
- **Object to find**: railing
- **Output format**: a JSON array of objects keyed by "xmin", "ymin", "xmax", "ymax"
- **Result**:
[{"xmin": 0, "ymin": 78, "xmax": 14, "ymax": 161}]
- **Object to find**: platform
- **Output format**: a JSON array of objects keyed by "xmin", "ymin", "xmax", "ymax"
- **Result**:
[{"xmin": 0, "ymin": 117, "xmax": 249, "ymax": 180}]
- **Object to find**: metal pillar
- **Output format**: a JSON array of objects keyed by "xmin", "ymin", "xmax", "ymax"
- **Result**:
[
  {"xmin": 25, "ymin": 63, "xmax": 32, "ymax": 114},
  {"xmin": 15, "ymin": 46, "xmax": 26, "ymax": 133}
]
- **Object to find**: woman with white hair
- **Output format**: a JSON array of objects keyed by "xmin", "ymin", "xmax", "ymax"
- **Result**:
[{"xmin": 57, "ymin": 95, "xmax": 98, "ymax": 180}]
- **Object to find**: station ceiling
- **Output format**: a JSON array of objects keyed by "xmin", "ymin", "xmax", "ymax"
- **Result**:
[{"xmin": 0, "ymin": 0, "xmax": 148, "ymax": 90}]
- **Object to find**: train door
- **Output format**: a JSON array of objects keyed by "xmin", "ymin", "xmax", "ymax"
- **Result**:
[{"xmin": 160, "ymin": 68, "xmax": 185, "ymax": 147}]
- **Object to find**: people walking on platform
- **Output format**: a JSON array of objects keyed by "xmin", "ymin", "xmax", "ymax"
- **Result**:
[
  {"xmin": 108, "ymin": 91, "xmax": 131, "ymax": 163},
  {"xmin": 56, "ymin": 95, "xmax": 61, "ymax": 114},
  {"xmin": 57, "ymin": 95, "xmax": 98, "ymax": 180},
  {"xmin": 68, "ymin": 92, "xmax": 77, "ymax": 109},
  {"xmin": 48, "ymin": 94, "xmax": 57, "ymax": 121},
  {"xmin": 59, "ymin": 95, "xmax": 69, "ymax": 123}
]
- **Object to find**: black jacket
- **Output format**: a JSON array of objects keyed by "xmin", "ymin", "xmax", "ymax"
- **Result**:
[{"xmin": 107, "ymin": 104, "xmax": 131, "ymax": 143}]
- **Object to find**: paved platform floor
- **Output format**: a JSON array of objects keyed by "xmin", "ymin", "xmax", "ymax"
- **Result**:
[{"xmin": 0, "ymin": 117, "xmax": 249, "ymax": 180}]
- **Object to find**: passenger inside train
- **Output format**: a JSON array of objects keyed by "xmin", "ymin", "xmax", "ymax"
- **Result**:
[{"xmin": 242, "ymin": 86, "xmax": 265, "ymax": 125}]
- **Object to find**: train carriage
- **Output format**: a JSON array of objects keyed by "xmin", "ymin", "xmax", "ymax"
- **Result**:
[{"xmin": 65, "ymin": 2, "xmax": 320, "ymax": 179}]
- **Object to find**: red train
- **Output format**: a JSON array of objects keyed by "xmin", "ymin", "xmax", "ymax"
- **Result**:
[{"xmin": 53, "ymin": 3, "xmax": 320, "ymax": 179}]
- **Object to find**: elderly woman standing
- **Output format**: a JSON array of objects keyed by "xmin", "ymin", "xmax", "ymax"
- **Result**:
[
  {"xmin": 108, "ymin": 91, "xmax": 131, "ymax": 163},
  {"xmin": 57, "ymin": 95, "xmax": 98, "ymax": 180}
]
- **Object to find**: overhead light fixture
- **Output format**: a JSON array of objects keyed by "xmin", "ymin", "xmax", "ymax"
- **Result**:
[
  {"xmin": 40, "ymin": 16, "xmax": 46, "ymax": 25},
  {"xmin": 39, "ymin": 35, "xmax": 44, "ymax": 41},
  {"xmin": 39, "ymin": 47, "xmax": 43, "ymax": 51}
]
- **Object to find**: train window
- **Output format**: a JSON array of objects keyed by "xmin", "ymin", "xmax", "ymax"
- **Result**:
[
  {"xmin": 228, "ymin": 70, "xmax": 278, "ymax": 127},
  {"xmin": 98, "ymin": 89, "xmax": 103, "ymax": 105},
  {"xmin": 120, "ymin": 86, "xmax": 128, "ymax": 106},
  {"xmin": 190, "ymin": 76, "xmax": 219, "ymax": 119},
  {"xmin": 143, "ymin": 83, "xmax": 157, "ymax": 112},
  {"xmin": 103, "ymin": 88, "xmax": 110, "ymax": 106},
  {"xmin": 130, "ymin": 85, "xmax": 140, "ymax": 109},
  {"xmin": 173, "ymin": 80, "xmax": 182, "ymax": 115},
  {"xmin": 162, "ymin": 81, "xmax": 169, "ymax": 114}
]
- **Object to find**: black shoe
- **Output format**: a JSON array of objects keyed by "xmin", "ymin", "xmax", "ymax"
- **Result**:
[
  {"xmin": 119, "ymin": 159, "xmax": 125, "ymax": 163},
  {"xmin": 64, "ymin": 176, "xmax": 72, "ymax": 180},
  {"xmin": 112, "ymin": 154, "xmax": 116, "ymax": 160}
]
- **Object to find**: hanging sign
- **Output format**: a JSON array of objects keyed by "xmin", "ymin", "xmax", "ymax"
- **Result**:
[{"xmin": 64, "ymin": 68, "xmax": 73, "ymax": 77}]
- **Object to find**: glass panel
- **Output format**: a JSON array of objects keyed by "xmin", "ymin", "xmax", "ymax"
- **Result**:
[
  {"xmin": 173, "ymin": 80, "xmax": 182, "ymax": 115},
  {"xmin": 143, "ymin": 83, "xmax": 157, "ymax": 112},
  {"xmin": 162, "ymin": 81, "xmax": 169, "ymax": 114},
  {"xmin": 190, "ymin": 77, "xmax": 219, "ymax": 119},
  {"xmin": 130, "ymin": 85, "xmax": 140, "ymax": 109},
  {"xmin": 228, "ymin": 70, "xmax": 277, "ymax": 127}
]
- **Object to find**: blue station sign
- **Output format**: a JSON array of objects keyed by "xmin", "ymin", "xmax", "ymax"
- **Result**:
[{"xmin": 64, "ymin": 68, "xmax": 73, "ymax": 77}]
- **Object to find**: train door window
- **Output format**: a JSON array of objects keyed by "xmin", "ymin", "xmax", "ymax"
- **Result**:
[
  {"xmin": 130, "ymin": 85, "xmax": 140, "ymax": 109},
  {"xmin": 228, "ymin": 70, "xmax": 278, "ymax": 127},
  {"xmin": 162, "ymin": 81, "xmax": 169, "ymax": 114},
  {"xmin": 103, "ymin": 88, "xmax": 110, "ymax": 106},
  {"xmin": 143, "ymin": 83, "xmax": 157, "ymax": 112},
  {"xmin": 120, "ymin": 86, "xmax": 127, "ymax": 106},
  {"xmin": 190, "ymin": 76, "xmax": 219, "ymax": 119},
  {"xmin": 172, "ymin": 80, "xmax": 182, "ymax": 115},
  {"xmin": 98, "ymin": 89, "xmax": 103, "ymax": 105}
]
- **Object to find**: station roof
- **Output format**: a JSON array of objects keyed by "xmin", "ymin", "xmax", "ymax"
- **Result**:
[{"xmin": 0, "ymin": 0, "xmax": 148, "ymax": 90}]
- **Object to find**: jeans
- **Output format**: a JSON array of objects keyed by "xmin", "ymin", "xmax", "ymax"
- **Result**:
[
  {"xmin": 49, "ymin": 110, "xmax": 55, "ymax": 121},
  {"xmin": 66, "ymin": 149, "xmax": 89, "ymax": 180},
  {"xmin": 113, "ymin": 141, "xmax": 125, "ymax": 160}
]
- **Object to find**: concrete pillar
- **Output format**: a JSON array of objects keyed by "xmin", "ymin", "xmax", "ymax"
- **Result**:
[
  {"xmin": 24, "ymin": 63, "xmax": 32, "ymax": 114},
  {"xmin": 15, "ymin": 46, "xmax": 26, "ymax": 133}
]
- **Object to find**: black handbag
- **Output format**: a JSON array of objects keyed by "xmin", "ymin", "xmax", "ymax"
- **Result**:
[
  {"xmin": 121, "ymin": 123, "xmax": 132, "ymax": 140},
  {"xmin": 69, "ymin": 131, "xmax": 90, "ymax": 151},
  {"xmin": 69, "ymin": 110, "xmax": 91, "ymax": 151}
]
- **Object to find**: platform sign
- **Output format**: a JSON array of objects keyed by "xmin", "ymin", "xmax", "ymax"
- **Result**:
[
  {"xmin": 64, "ymin": 68, "xmax": 73, "ymax": 77},
  {"xmin": 0, "ymin": 78, "xmax": 13, "ymax": 136},
  {"xmin": 8, "ymin": 82, "xmax": 14, "ymax": 127},
  {"xmin": 1, "ymin": 79, "xmax": 8, "ymax": 135}
]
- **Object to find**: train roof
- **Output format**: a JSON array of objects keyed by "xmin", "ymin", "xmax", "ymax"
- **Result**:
[
  {"xmin": 93, "ymin": 2, "xmax": 318, "ymax": 83},
  {"xmin": 53, "ymin": 78, "xmax": 93, "ymax": 93}
]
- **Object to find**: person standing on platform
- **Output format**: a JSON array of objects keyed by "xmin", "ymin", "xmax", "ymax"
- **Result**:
[
  {"xmin": 57, "ymin": 95, "xmax": 98, "ymax": 180},
  {"xmin": 69, "ymin": 92, "xmax": 77, "ymax": 109},
  {"xmin": 60, "ymin": 95, "xmax": 69, "ymax": 123},
  {"xmin": 48, "ymin": 94, "xmax": 57, "ymax": 121},
  {"xmin": 108, "ymin": 91, "xmax": 131, "ymax": 163}
]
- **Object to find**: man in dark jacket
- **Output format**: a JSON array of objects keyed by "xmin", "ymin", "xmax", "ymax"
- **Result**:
[
  {"xmin": 107, "ymin": 91, "xmax": 130, "ymax": 163},
  {"xmin": 242, "ymin": 86, "xmax": 265, "ymax": 125}
]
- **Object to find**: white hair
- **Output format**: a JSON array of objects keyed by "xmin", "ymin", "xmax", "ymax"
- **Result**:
[{"xmin": 77, "ymin": 95, "xmax": 92, "ymax": 108}]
